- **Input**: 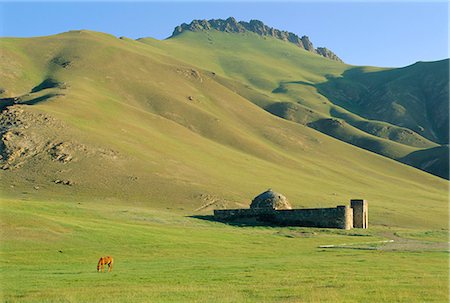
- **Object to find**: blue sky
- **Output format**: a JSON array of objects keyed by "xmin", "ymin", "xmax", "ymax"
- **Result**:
[{"xmin": 0, "ymin": 1, "xmax": 448, "ymax": 67}]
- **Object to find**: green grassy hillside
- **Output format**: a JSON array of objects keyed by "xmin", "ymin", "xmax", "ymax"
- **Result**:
[
  {"xmin": 0, "ymin": 29, "xmax": 448, "ymax": 302},
  {"xmin": 139, "ymin": 30, "xmax": 448, "ymax": 179}
]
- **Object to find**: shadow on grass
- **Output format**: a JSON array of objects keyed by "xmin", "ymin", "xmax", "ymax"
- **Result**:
[
  {"xmin": 52, "ymin": 271, "xmax": 85, "ymax": 275},
  {"xmin": 188, "ymin": 215, "xmax": 281, "ymax": 228}
]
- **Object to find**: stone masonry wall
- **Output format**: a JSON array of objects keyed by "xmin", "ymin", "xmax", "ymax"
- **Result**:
[{"xmin": 214, "ymin": 205, "xmax": 353, "ymax": 229}]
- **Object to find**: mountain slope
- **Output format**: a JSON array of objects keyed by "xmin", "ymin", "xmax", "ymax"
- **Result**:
[
  {"xmin": 317, "ymin": 60, "xmax": 449, "ymax": 144},
  {"xmin": 138, "ymin": 23, "xmax": 448, "ymax": 179},
  {"xmin": 0, "ymin": 30, "xmax": 447, "ymax": 229}
]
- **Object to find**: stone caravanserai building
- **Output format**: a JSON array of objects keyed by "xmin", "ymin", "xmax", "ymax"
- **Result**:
[{"xmin": 214, "ymin": 189, "xmax": 368, "ymax": 230}]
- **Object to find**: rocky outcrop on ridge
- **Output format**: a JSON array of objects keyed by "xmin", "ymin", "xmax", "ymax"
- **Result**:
[{"xmin": 171, "ymin": 17, "xmax": 343, "ymax": 62}]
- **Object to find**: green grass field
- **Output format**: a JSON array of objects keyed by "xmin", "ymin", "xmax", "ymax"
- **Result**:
[{"xmin": 1, "ymin": 199, "xmax": 448, "ymax": 303}]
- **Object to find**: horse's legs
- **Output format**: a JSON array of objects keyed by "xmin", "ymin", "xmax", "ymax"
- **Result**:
[{"xmin": 108, "ymin": 262, "xmax": 113, "ymax": 272}]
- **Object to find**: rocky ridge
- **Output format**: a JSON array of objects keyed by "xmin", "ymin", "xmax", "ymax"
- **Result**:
[{"xmin": 171, "ymin": 17, "xmax": 343, "ymax": 62}]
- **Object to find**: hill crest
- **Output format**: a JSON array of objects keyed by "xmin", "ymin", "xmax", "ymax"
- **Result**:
[{"xmin": 171, "ymin": 17, "xmax": 342, "ymax": 62}]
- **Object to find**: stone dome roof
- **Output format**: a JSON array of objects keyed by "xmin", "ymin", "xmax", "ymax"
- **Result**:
[{"xmin": 250, "ymin": 189, "xmax": 292, "ymax": 210}]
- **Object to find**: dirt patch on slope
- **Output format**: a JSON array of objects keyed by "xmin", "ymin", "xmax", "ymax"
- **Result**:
[{"xmin": 0, "ymin": 105, "xmax": 119, "ymax": 170}]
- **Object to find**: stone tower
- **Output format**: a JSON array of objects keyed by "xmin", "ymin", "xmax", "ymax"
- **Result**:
[{"xmin": 351, "ymin": 199, "xmax": 368, "ymax": 228}]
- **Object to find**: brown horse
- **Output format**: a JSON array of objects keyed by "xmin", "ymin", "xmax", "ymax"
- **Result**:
[{"xmin": 97, "ymin": 256, "xmax": 113, "ymax": 272}]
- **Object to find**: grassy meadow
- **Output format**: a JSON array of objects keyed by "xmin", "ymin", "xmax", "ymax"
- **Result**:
[{"xmin": 1, "ymin": 199, "xmax": 448, "ymax": 303}]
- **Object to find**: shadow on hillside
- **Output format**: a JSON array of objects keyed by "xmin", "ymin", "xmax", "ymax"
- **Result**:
[
  {"xmin": 0, "ymin": 93, "xmax": 64, "ymax": 111},
  {"xmin": 22, "ymin": 94, "xmax": 64, "ymax": 106},
  {"xmin": 400, "ymin": 145, "xmax": 449, "ymax": 179},
  {"xmin": 316, "ymin": 62, "xmax": 449, "ymax": 145},
  {"xmin": 31, "ymin": 78, "xmax": 66, "ymax": 93}
]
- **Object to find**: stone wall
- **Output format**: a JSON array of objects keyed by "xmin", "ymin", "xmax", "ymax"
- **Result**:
[{"xmin": 214, "ymin": 205, "xmax": 354, "ymax": 229}]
